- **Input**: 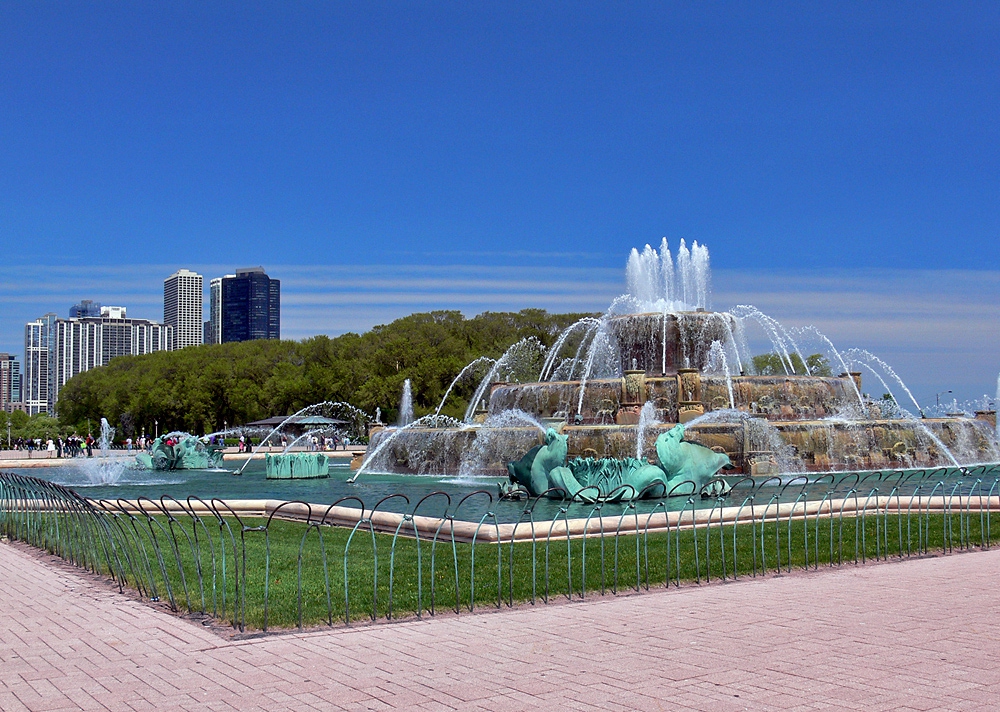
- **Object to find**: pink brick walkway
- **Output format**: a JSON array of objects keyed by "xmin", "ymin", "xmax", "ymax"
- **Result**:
[{"xmin": 2, "ymin": 540, "xmax": 999, "ymax": 711}]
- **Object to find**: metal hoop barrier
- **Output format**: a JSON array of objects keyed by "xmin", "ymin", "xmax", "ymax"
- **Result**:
[{"xmin": 2, "ymin": 468, "xmax": 999, "ymax": 632}]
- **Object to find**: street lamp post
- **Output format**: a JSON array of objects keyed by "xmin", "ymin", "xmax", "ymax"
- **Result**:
[{"xmin": 155, "ymin": 420, "xmax": 159, "ymax": 438}]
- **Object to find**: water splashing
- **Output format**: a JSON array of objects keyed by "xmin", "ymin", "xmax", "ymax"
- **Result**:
[
  {"xmin": 706, "ymin": 340, "xmax": 735, "ymax": 409},
  {"xmin": 635, "ymin": 401, "xmax": 659, "ymax": 460},
  {"xmin": 399, "ymin": 379, "xmax": 414, "ymax": 426},
  {"xmin": 730, "ymin": 305, "xmax": 804, "ymax": 375},
  {"xmin": 843, "ymin": 348, "xmax": 924, "ymax": 417},
  {"xmin": 625, "ymin": 237, "xmax": 711, "ymax": 312},
  {"xmin": 539, "ymin": 317, "xmax": 600, "ymax": 381},
  {"xmin": 464, "ymin": 337, "xmax": 546, "ymax": 422},
  {"xmin": 79, "ymin": 417, "xmax": 129, "ymax": 485},
  {"xmin": 434, "ymin": 356, "xmax": 495, "ymax": 419},
  {"xmin": 792, "ymin": 326, "xmax": 865, "ymax": 412},
  {"xmin": 237, "ymin": 402, "xmax": 371, "ymax": 475}
]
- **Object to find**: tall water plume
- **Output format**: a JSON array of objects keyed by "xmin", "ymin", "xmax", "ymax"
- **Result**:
[
  {"xmin": 625, "ymin": 238, "xmax": 711, "ymax": 313},
  {"xmin": 399, "ymin": 379, "xmax": 414, "ymax": 426},
  {"xmin": 80, "ymin": 417, "xmax": 128, "ymax": 485}
]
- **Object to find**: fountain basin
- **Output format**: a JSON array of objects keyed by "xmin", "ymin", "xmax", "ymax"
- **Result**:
[{"xmin": 265, "ymin": 453, "xmax": 331, "ymax": 480}]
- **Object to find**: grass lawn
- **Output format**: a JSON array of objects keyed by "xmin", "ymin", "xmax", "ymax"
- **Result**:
[{"xmin": 14, "ymin": 504, "xmax": 985, "ymax": 631}]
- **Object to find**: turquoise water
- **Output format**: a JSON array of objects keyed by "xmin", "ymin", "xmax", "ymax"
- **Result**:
[
  {"xmin": 7, "ymin": 459, "xmax": 704, "ymax": 522},
  {"xmin": 7, "ymin": 460, "xmax": 477, "ymax": 510},
  {"xmin": 7, "ymin": 460, "xmax": 1000, "ymax": 524}
]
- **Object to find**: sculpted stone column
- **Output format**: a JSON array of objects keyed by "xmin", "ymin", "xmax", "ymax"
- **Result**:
[
  {"xmin": 617, "ymin": 369, "xmax": 647, "ymax": 425},
  {"xmin": 677, "ymin": 368, "xmax": 705, "ymax": 424}
]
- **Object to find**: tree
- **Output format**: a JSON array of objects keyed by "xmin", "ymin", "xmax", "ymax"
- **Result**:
[
  {"xmin": 55, "ymin": 309, "xmax": 595, "ymax": 435},
  {"xmin": 751, "ymin": 352, "xmax": 832, "ymax": 377}
]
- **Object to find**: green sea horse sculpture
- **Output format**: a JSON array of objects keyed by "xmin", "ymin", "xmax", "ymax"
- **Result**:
[{"xmin": 504, "ymin": 425, "xmax": 732, "ymax": 502}]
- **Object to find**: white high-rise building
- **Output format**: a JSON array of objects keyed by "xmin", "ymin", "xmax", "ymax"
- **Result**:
[
  {"xmin": 208, "ymin": 275, "xmax": 234, "ymax": 345},
  {"xmin": 51, "ymin": 314, "xmax": 172, "ymax": 405},
  {"xmin": 23, "ymin": 306, "xmax": 173, "ymax": 415},
  {"xmin": 24, "ymin": 313, "xmax": 57, "ymax": 415},
  {"xmin": 164, "ymin": 269, "xmax": 203, "ymax": 349}
]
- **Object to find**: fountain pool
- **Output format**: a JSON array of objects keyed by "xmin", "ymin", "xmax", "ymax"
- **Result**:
[{"xmin": 10, "ymin": 461, "xmax": 1000, "ymax": 526}]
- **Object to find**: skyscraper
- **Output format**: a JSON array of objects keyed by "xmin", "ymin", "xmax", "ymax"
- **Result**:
[
  {"xmin": 207, "ymin": 274, "xmax": 234, "ymax": 344},
  {"xmin": 0, "ymin": 354, "xmax": 21, "ymax": 412},
  {"xmin": 24, "ymin": 313, "xmax": 56, "ymax": 415},
  {"xmin": 164, "ymin": 269, "xmax": 203, "ymax": 349},
  {"xmin": 216, "ymin": 267, "xmax": 280, "ymax": 343}
]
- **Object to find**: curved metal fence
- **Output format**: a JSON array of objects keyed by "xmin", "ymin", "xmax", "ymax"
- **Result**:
[{"xmin": 2, "ymin": 467, "xmax": 998, "ymax": 632}]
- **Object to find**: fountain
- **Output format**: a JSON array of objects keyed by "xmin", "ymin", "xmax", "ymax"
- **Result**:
[
  {"xmin": 361, "ymin": 239, "xmax": 1000, "ymax": 482},
  {"xmin": 135, "ymin": 432, "xmax": 222, "ymax": 471},
  {"xmin": 235, "ymin": 401, "xmax": 372, "ymax": 476},
  {"xmin": 80, "ymin": 417, "xmax": 130, "ymax": 485}
]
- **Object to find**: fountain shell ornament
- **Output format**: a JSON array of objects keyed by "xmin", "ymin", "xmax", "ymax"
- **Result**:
[{"xmin": 362, "ymin": 239, "xmax": 1000, "ymax": 480}]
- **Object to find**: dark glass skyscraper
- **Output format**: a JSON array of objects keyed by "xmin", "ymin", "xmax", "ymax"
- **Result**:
[{"xmin": 220, "ymin": 267, "xmax": 280, "ymax": 343}]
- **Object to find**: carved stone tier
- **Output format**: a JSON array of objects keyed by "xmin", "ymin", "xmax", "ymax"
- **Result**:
[
  {"xmin": 606, "ymin": 311, "xmax": 738, "ymax": 376},
  {"xmin": 364, "ymin": 417, "xmax": 999, "ymax": 476}
]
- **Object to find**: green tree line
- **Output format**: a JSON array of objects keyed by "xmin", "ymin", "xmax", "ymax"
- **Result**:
[
  {"xmin": 0, "ymin": 410, "xmax": 64, "ymax": 445},
  {"xmin": 55, "ymin": 310, "xmax": 592, "ymax": 438}
]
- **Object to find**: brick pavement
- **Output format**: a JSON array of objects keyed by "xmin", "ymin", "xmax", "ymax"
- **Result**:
[{"xmin": 1, "ymin": 538, "xmax": 999, "ymax": 711}]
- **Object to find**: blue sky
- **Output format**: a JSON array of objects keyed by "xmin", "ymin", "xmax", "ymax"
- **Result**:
[{"xmin": 2, "ymin": 3, "xmax": 998, "ymax": 405}]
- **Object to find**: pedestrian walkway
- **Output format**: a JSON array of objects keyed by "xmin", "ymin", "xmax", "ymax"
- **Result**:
[{"xmin": 1, "ymin": 539, "xmax": 998, "ymax": 711}]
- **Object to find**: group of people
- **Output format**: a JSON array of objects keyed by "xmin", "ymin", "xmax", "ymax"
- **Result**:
[
  {"xmin": 7, "ymin": 430, "xmax": 357, "ymax": 456},
  {"xmin": 227, "ymin": 433, "xmax": 353, "ymax": 453},
  {"xmin": 305, "ymin": 434, "xmax": 351, "ymax": 451},
  {"xmin": 6, "ymin": 434, "xmax": 95, "ymax": 458}
]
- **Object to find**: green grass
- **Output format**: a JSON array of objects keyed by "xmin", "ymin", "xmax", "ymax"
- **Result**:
[{"xmin": 5, "ymin": 506, "xmax": 998, "ymax": 631}]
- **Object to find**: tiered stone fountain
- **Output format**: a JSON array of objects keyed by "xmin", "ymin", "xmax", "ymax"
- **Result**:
[{"xmin": 362, "ymin": 240, "xmax": 999, "ymax": 478}]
